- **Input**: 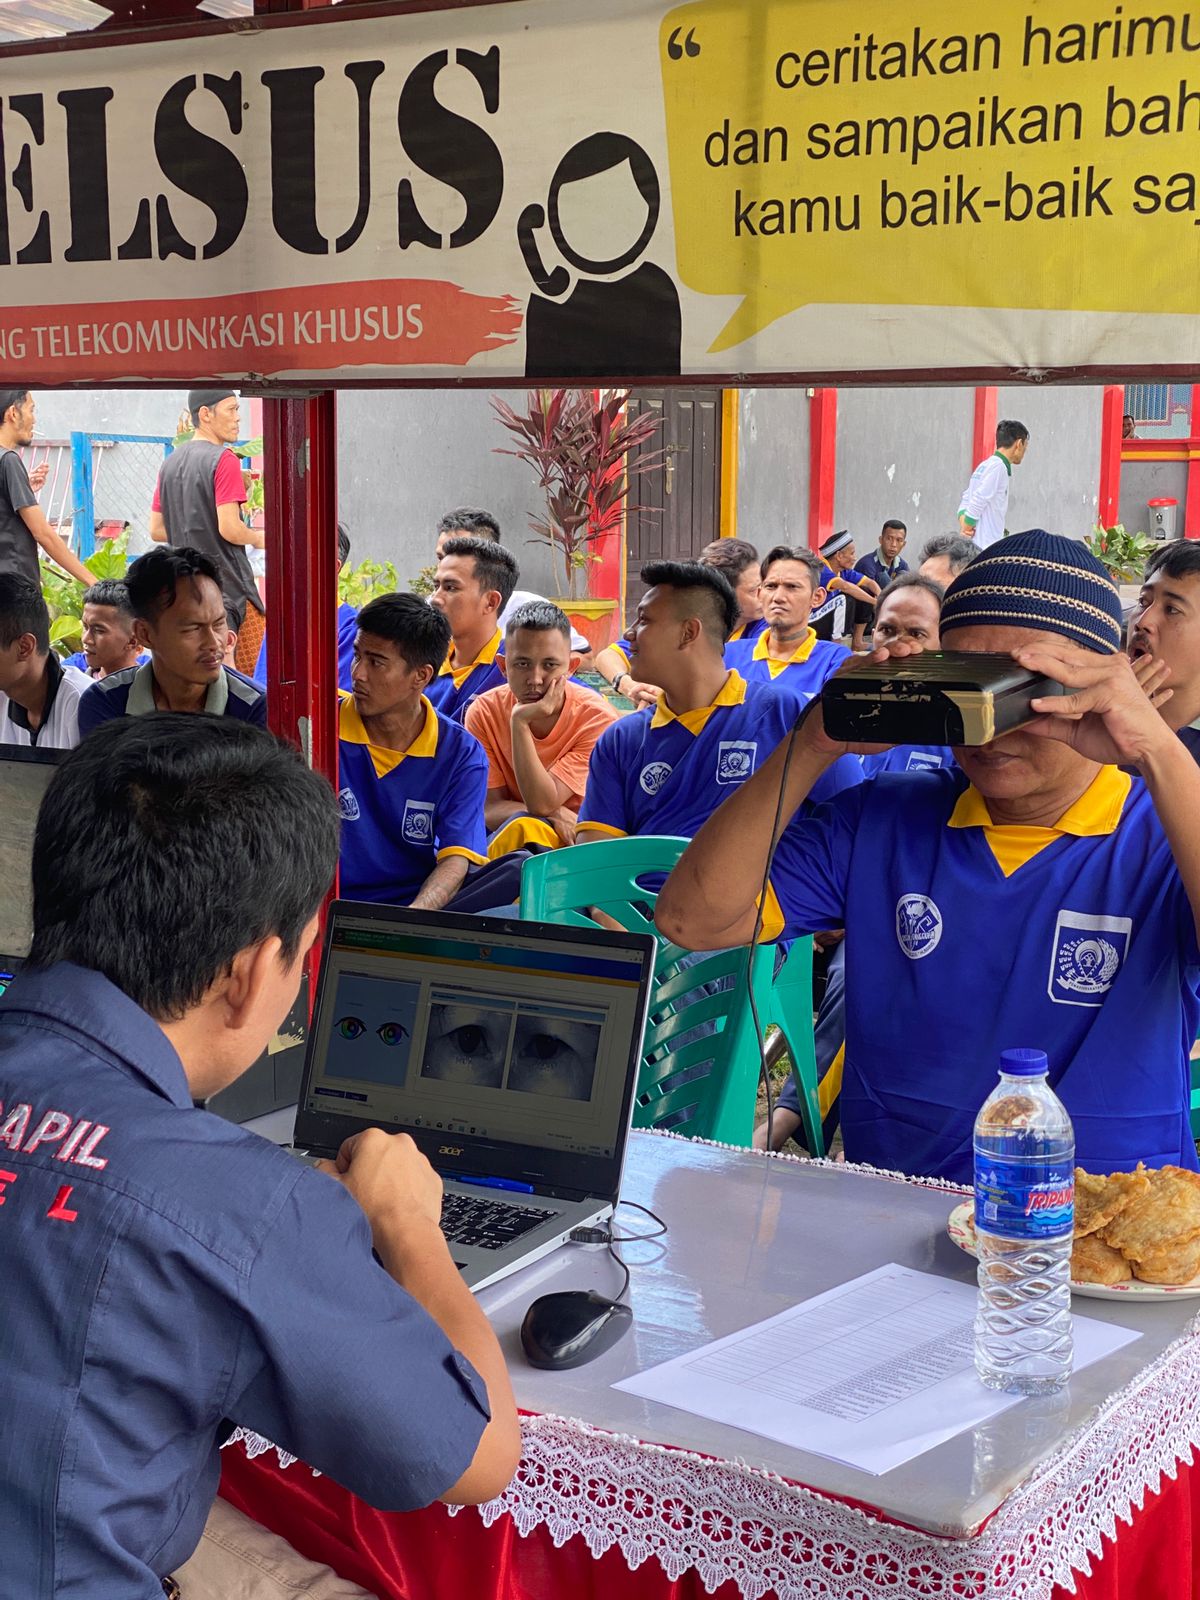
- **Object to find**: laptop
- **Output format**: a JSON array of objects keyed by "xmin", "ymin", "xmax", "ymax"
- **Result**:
[
  {"xmin": 291, "ymin": 900, "xmax": 656, "ymax": 1291},
  {"xmin": 0, "ymin": 747, "xmax": 65, "ymax": 992}
]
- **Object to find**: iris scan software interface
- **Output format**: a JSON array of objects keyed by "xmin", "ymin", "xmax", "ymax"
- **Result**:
[{"xmin": 305, "ymin": 916, "xmax": 646, "ymax": 1159}]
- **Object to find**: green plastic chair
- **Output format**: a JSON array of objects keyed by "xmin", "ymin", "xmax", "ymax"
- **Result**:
[
  {"xmin": 519, "ymin": 836, "xmax": 818, "ymax": 1150},
  {"xmin": 765, "ymin": 936, "xmax": 825, "ymax": 1158}
]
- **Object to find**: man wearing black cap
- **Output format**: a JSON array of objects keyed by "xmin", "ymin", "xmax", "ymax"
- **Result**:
[
  {"xmin": 659, "ymin": 530, "xmax": 1200, "ymax": 1185},
  {"xmin": 0, "ymin": 388, "xmax": 94, "ymax": 588},
  {"xmin": 149, "ymin": 389, "xmax": 265, "ymax": 675}
]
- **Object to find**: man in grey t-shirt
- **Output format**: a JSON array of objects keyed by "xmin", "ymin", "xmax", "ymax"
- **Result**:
[{"xmin": 0, "ymin": 389, "xmax": 93, "ymax": 589}]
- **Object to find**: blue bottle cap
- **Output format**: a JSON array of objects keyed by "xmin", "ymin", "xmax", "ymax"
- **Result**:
[{"xmin": 999, "ymin": 1047, "xmax": 1049, "ymax": 1076}]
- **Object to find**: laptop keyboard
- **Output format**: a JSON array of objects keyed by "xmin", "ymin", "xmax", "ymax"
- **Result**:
[{"xmin": 440, "ymin": 1191, "xmax": 560, "ymax": 1251}]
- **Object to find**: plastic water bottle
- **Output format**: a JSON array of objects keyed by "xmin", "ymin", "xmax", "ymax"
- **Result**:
[{"xmin": 973, "ymin": 1048, "xmax": 1074, "ymax": 1394}]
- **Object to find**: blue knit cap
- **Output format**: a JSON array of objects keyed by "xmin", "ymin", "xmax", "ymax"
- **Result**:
[{"xmin": 940, "ymin": 530, "xmax": 1123, "ymax": 654}]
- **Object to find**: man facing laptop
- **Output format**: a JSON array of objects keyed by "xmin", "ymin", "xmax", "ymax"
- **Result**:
[{"xmin": 0, "ymin": 716, "xmax": 519, "ymax": 1598}]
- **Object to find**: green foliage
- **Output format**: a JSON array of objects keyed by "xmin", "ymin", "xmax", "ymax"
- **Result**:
[
  {"xmin": 338, "ymin": 556, "xmax": 399, "ymax": 609},
  {"xmin": 409, "ymin": 563, "xmax": 438, "ymax": 599},
  {"xmin": 42, "ymin": 534, "xmax": 132, "ymax": 658},
  {"xmin": 1084, "ymin": 524, "xmax": 1158, "ymax": 583},
  {"xmin": 491, "ymin": 389, "xmax": 667, "ymax": 599}
]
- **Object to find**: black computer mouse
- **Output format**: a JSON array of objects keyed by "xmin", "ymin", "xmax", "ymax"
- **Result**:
[{"xmin": 520, "ymin": 1290, "xmax": 633, "ymax": 1370}]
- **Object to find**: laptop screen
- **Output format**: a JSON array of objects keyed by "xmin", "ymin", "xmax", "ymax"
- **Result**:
[
  {"xmin": 0, "ymin": 749, "xmax": 63, "ymax": 975},
  {"xmin": 296, "ymin": 905, "xmax": 654, "ymax": 1192}
]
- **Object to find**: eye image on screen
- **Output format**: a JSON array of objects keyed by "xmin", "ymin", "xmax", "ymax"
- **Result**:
[
  {"xmin": 421, "ymin": 998, "xmax": 515, "ymax": 1089},
  {"xmin": 508, "ymin": 1010, "xmax": 602, "ymax": 1102},
  {"xmin": 324, "ymin": 973, "xmax": 421, "ymax": 1086}
]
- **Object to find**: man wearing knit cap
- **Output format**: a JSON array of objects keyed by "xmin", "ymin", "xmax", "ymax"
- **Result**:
[
  {"xmin": 149, "ymin": 389, "xmax": 265, "ymax": 676},
  {"xmin": 659, "ymin": 530, "xmax": 1200, "ymax": 1184}
]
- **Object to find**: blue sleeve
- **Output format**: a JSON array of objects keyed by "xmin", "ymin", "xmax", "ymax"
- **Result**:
[
  {"xmin": 77, "ymin": 683, "xmax": 119, "ymax": 736},
  {"xmin": 578, "ymin": 719, "xmax": 630, "ymax": 834},
  {"xmin": 337, "ymin": 606, "xmax": 358, "ymax": 694},
  {"xmin": 65, "ymin": 652, "xmax": 88, "ymax": 673},
  {"xmin": 436, "ymin": 734, "xmax": 489, "ymax": 861},
  {"xmin": 252, "ymin": 633, "xmax": 267, "ymax": 688},
  {"xmin": 228, "ymin": 1169, "xmax": 490, "ymax": 1511},
  {"xmin": 808, "ymin": 752, "xmax": 864, "ymax": 805},
  {"xmin": 769, "ymin": 783, "xmax": 868, "ymax": 934},
  {"xmin": 723, "ymin": 638, "xmax": 752, "ymax": 672}
]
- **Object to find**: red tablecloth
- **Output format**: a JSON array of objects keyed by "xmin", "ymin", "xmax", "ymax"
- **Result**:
[{"xmin": 220, "ymin": 1401, "xmax": 1200, "ymax": 1600}]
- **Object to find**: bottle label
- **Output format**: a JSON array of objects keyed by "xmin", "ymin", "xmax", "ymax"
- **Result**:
[{"xmin": 974, "ymin": 1159, "xmax": 1074, "ymax": 1239}]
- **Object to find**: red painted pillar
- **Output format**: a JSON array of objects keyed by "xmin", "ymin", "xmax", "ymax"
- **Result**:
[
  {"xmin": 971, "ymin": 387, "xmax": 998, "ymax": 470},
  {"xmin": 1185, "ymin": 387, "xmax": 1200, "ymax": 539},
  {"xmin": 1098, "ymin": 386, "xmax": 1125, "ymax": 532},
  {"xmin": 808, "ymin": 388, "xmax": 837, "ymax": 553},
  {"xmin": 588, "ymin": 388, "xmax": 622, "ymax": 641}
]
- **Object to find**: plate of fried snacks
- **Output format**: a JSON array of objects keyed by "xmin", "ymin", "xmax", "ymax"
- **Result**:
[{"xmin": 948, "ymin": 1165, "xmax": 1200, "ymax": 1300}]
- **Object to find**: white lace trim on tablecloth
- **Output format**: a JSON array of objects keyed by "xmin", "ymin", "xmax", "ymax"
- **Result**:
[{"xmin": 224, "ymin": 1138, "xmax": 1200, "ymax": 1598}]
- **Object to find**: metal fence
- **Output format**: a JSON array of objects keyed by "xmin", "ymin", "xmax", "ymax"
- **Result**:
[{"xmin": 18, "ymin": 432, "xmax": 173, "ymax": 559}]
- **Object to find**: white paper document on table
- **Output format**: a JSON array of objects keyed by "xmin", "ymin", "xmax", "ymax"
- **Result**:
[{"xmin": 614, "ymin": 1263, "xmax": 1140, "ymax": 1475}]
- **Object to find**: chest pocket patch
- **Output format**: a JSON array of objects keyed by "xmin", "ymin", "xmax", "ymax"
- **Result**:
[
  {"xmin": 716, "ymin": 740, "xmax": 757, "ymax": 785},
  {"xmin": 337, "ymin": 787, "xmax": 360, "ymax": 822},
  {"xmin": 402, "ymin": 799, "xmax": 435, "ymax": 844},
  {"xmin": 1048, "ymin": 910, "xmax": 1131, "ymax": 1007}
]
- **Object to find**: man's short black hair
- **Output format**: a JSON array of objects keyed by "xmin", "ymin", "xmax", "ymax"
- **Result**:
[
  {"xmin": 0, "ymin": 573, "xmax": 49, "ymax": 653},
  {"xmin": 996, "ymin": 419, "xmax": 1029, "ymax": 449},
  {"xmin": 437, "ymin": 507, "xmax": 501, "ymax": 542},
  {"xmin": 337, "ymin": 522, "xmax": 351, "ymax": 567},
  {"xmin": 880, "ymin": 571, "xmax": 945, "ymax": 607},
  {"xmin": 881, "ymin": 518, "xmax": 908, "ymax": 535},
  {"xmin": 505, "ymin": 599, "xmax": 572, "ymax": 644},
  {"xmin": 29, "ymin": 716, "xmax": 338, "ymax": 1022},
  {"xmin": 641, "ymin": 559, "xmax": 738, "ymax": 645},
  {"xmin": 699, "ymin": 537, "xmax": 760, "ymax": 582},
  {"xmin": 1145, "ymin": 539, "xmax": 1200, "ymax": 582},
  {"xmin": 125, "ymin": 546, "xmax": 221, "ymax": 624},
  {"xmin": 439, "ymin": 535, "xmax": 518, "ymax": 609},
  {"xmin": 761, "ymin": 544, "xmax": 822, "ymax": 590},
  {"xmin": 357, "ymin": 591, "xmax": 452, "ymax": 675},
  {"xmin": 0, "ymin": 387, "xmax": 29, "ymax": 424},
  {"xmin": 82, "ymin": 579, "xmax": 134, "ymax": 621},
  {"xmin": 918, "ymin": 533, "xmax": 979, "ymax": 576}
]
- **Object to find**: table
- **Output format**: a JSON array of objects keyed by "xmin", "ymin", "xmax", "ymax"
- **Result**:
[{"xmin": 221, "ymin": 1127, "xmax": 1200, "ymax": 1599}]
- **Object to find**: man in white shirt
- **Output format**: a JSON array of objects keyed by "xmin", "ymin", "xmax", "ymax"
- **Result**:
[
  {"xmin": 957, "ymin": 419, "xmax": 1029, "ymax": 550},
  {"xmin": 0, "ymin": 573, "xmax": 89, "ymax": 749}
]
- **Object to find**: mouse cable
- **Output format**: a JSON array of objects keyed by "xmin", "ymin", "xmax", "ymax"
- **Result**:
[
  {"xmin": 743, "ymin": 706, "xmax": 808, "ymax": 1156},
  {"xmin": 570, "ymin": 1201, "xmax": 670, "ymax": 1304}
]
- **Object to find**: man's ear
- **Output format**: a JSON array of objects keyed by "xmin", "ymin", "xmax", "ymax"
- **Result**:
[
  {"xmin": 132, "ymin": 618, "xmax": 153, "ymax": 650},
  {"xmin": 483, "ymin": 588, "xmax": 503, "ymax": 619},
  {"xmin": 222, "ymin": 936, "xmax": 284, "ymax": 1033},
  {"xmin": 413, "ymin": 660, "xmax": 436, "ymax": 692},
  {"xmin": 17, "ymin": 632, "xmax": 39, "ymax": 663},
  {"xmin": 679, "ymin": 616, "xmax": 702, "ymax": 649},
  {"xmin": 496, "ymin": 654, "xmax": 509, "ymax": 680},
  {"xmin": 811, "ymin": 585, "xmax": 827, "ymax": 610},
  {"xmin": 567, "ymin": 652, "xmax": 582, "ymax": 675}
]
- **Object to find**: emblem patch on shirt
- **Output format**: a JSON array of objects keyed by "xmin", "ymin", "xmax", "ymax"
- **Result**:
[
  {"xmin": 716, "ymin": 740, "xmax": 758, "ymax": 785},
  {"xmin": 896, "ymin": 894, "xmax": 943, "ymax": 960},
  {"xmin": 337, "ymin": 786, "xmax": 360, "ymax": 822},
  {"xmin": 1048, "ymin": 910, "xmax": 1131, "ymax": 1007},
  {"xmin": 639, "ymin": 761, "xmax": 673, "ymax": 796},
  {"xmin": 905, "ymin": 751, "xmax": 945, "ymax": 773},
  {"xmin": 402, "ymin": 799, "xmax": 435, "ymax": 844}
]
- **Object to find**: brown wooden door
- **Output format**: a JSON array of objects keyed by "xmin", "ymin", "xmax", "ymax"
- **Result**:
[{"xmin": 624, "ymin": 387, "xmax": 723, "ymax": 619}]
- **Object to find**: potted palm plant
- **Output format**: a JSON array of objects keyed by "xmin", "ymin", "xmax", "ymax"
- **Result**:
[{"xmin": 491, "ymin": 389, "xmax": 666, "ymax": 650}]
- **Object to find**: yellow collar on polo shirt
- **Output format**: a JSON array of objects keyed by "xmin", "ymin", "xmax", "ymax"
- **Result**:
[
  {"xmin": 947, "ymin": 764, "xmax": 1132, "ymax": 878},
  {"xmin": 338, "ymin": 691, "xmax": 440, "ymax": 779},
  {"xmin": 439, "ymin": 628, "xmax": 501, "ymax": 687},
  {"xmin": 753, "ymin": 627, "xmax": 817, "ymax": 678},
  {"xmin": 650, "ymin": 669, "xmax": 748, "ymax": 734}
]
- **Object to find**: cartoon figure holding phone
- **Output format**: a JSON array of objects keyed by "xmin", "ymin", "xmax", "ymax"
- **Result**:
[{"xmin": 519, "ymin": 132, "xmax": 681, "ymax": 379}]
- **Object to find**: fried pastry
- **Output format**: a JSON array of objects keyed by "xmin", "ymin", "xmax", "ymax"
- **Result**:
[
  {"xmin": 1131, "ymin": 1234, "xmax": 1200, "ymax": 1286},
  {"xmin": 1073, "ymin": 1166, "xmax": 1150, "ymax": 1238},
  {"xmin": 1101, "ymin": 1166, "xmax": 1200, "ymax": 1262},
  {"xmin": 1071, "ymin": 1231, "xmax": 1132, "ymax": 1285}
]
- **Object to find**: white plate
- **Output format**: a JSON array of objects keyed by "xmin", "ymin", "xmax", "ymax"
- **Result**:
[{"xmin": 947, "ymin": 1200, "xmax": 1200, "ymax": 1302}]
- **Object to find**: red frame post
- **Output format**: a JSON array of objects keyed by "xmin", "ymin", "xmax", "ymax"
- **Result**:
[
  {"xmin": 808, "ymin": 388, "xmax": 837, "ymax": 553},
  {"xmin": 1099, "ymin": 385, "xmax": 1125, "ymax": 531},
  {"xmin": 1186, "ymin": 387, "xmax": 1200, "ymax": 539},
  {"xmin": 971, "ymin": 387, "xmax": 998, "ymax": 469}
]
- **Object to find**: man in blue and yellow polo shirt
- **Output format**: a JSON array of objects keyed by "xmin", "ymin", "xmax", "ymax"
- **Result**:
[
  {"xmin": 659, "ymin": 530, "xmax": 1200, "ymax": 1185},
  {"xmin": 578, "ymin": 560, "xmax": 860, "ymax": 854},
  {"xmin": 339, "ymin": 593, "xmax": 488, "ymax": 907},
  {"xmin": 427, "ymin": 536, "xmax": 518, "ymax": 725},
  {"xmin": 725, "ymin": 545, "xmax": 849, "ymax": 700}
]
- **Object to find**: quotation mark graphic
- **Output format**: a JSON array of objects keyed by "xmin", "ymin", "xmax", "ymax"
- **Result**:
[{"xmin": 667, "ymin": 26, "xmax": 701, "ymax": 59}]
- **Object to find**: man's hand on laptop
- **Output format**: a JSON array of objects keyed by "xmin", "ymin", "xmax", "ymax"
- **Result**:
[{"xmin": 317, "ymin": 1128, "xmax": 445, "ymax": 1265}]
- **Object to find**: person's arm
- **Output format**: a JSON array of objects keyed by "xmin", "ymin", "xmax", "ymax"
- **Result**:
[
  {"xmin": 594, "ymin": 645, "xmax": 628, "ymax": 685},
  {"xmin": 958, "ymin": 457, "xmax": 1000, "ymax": 537},
  {"xmin": 826, "ymin": 572, "xmax": 878, "ymax": 606},
  {"xmin": 410, "ymin": 854, "xmax": 469, "ymax": 910},
  {"xmin": 149, "ymin": 509, "xmax": 168, "ymax": 542},
  {"xmin": 1017, "ymin": 640, "xmax": 1200, "ymax": 942},
  {"xmin": 595, "ymin": 643, "xmax": 658, "ymax": 709},
  {"xmin": 17, "ymin": 505, "xmax": 93, "ymax": 585},
  {"xmin": 510, "ymin": 679, "xmax": 574, "ymax": 817},
  {"xmin": 858, "ymin": 575, "xmax": 882, "ymax": 598},
  {"xmin": 484, "ymin": 788, "xmax": 525, "ymax": 831},
  {"xmin": 217, "ymin": 500, "xmax": 265, "ymax": 549},
  {"xmin": 320, "ymin": 1128, "xmax": 520, "ymax": 1505}
]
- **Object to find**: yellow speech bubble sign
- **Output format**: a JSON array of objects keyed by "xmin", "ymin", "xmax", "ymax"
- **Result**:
[{"xmin": 661, "ymin": 0, "xmax": 1200, "ymax": 352}]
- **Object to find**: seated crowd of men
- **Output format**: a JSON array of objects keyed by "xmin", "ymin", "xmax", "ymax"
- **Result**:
[{"xmin": 6, "ymin": 507, "xmax": 1200, "ymax": 1189}]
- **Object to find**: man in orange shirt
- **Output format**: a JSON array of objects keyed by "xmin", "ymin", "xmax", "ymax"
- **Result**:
[{"xmin": 465, "ymin": 601, "xmax": 617, "ymax": 857}]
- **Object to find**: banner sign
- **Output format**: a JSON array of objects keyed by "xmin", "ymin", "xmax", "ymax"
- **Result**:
[{"xmin": 2, "ymin": 0, "xmax": 1200, "ymax": 385}]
